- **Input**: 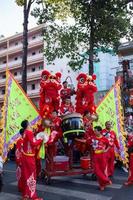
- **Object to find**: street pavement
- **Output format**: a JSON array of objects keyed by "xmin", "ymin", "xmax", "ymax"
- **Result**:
[{"xmin": 0, "ymin": 161, "xmax": 133, "ymax": 200}]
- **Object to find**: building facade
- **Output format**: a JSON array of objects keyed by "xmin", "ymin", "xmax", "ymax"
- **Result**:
[
  {"xmin": 0, "ymin": 25, "xmax": 44, "ymax": 108},
  {"xmin": 118, "ymin": 42, "xmax": 133, "ymax": 112}
]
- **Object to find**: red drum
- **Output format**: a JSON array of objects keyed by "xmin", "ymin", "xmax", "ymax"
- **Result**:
[{"xmin": 80, "ymin": 156, "xmax": 92, "ymax": 170}]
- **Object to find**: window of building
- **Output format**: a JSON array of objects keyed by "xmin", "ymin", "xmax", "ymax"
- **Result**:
[
  {"xmin": 15, "ymin": 42, "xmax": 18, "ymax": 46},
  {"xmin": 39, "ymin": 49, "xmax": 43, "ymax": 53},
  {"xmin": 3, "ymin": 60, "xmax": 6, "ymax": 64},
  {"xmin": 14, "ymin": 72, "xmax": 17, "ymax": 76},
  {"xmin": 39, "ymin": 65, "xmax": 43, "ymax": 70},
  {"xmin": 32, "ymin": 67, "xmax": 35, "ymax": 72},
  {"xmin": 2, "ymin": 89, "xmax": 5, "ymax": 95},
  {"xmin": 14, "ymin": 57, "xmax": 18, "ymax": 61},
  {"xmin": 2, "ymin": 74, "xmax": 6, "ymax": 79},
  {"xmin": 31, "ymin": 84, "xmax": 35, "ymax": 90},
  {"xmin": 32, "ymin": 36, "xmax": 36, "ymax": 40},
  {"xmin": 32, "ymin": 52, "xmax": 36, "ymax": 56}
]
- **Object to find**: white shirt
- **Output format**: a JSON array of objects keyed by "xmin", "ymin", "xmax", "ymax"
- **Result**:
[{"xmin": 0, "ymin": 156, "xmax": 3, "ymax": 173}]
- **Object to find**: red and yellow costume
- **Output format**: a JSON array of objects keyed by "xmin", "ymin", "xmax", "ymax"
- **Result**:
[
  {"xmin": 15, "ymin": 137, "xmax": 23, "ymax": 192},
  {"xmin": 102, "ymin": 129, "xmax": 119, "ymax": 176},
  {"xmin": 87, "ymin": 135, "xmax": 111, "ymax": 188},
  {"xmin": 21, "ymin": 129, "xmax": 42, "ymax": 199}
]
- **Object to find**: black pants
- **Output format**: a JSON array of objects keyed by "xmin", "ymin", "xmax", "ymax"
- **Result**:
[{"xmin": 0, "ymin": 174, "xmax": 3, "ymax": 192}]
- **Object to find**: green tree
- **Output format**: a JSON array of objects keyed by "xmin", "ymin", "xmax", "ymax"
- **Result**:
[{"xmin": 33, "ymin": 0, "xmax": 132, "ymax": 75}]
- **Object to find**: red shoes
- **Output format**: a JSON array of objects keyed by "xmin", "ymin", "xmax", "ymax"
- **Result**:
[
  {"xmin": 124, "ymin": 181, "xmax": 133, "ymax": 186},
  {"xmin": 100, "ymin": 180, "xmax": 112, "ymax": 191},
  {"xmin": 22, "ymin": 198, "xmax": 43, "ymax": 200},
  {"xmin": 100, "ymin": 186, "xmax": 105, "ymax": 191}
]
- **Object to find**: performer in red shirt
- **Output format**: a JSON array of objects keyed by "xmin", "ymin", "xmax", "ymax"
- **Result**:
[
  {"xmin": 83, "ymin": 110, "xmax": 94, "ymax": 140},
  {"xmin": 124, "ymin": 135, "xmax": 133, "ymax": 185},
  {"xmin": 50, "ymin": 110, "xmax": 62, "ymax": 137},
  {"xmin": 87, "ymin": 126, "xmax": 112, "ymax": 191},
  {"xmin": 102, "ymin": 121, "xmax": 120, "ymax": 177},
  {"xmin": 15, "ymin": 128, "xmax": 24, "ymax": 192},
  {"xmin": 21, "ymin": 120, "xmax": 43, "ymax": 200},
  {"xmin": 60, "ymin": 81, "xmax": 75, "ymax": 103},
  {"xmin": 60, "ymin": 98, "xmax": 74, "ymax": 115}
]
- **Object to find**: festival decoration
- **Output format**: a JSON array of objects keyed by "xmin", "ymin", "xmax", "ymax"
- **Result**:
[
  {"xmin": 39, "ymin": 70, "xmax": 62, "ymax": 117},
  {"xmin": 1, "ymin": 70, "xmax": 41, "ymax": 161},
  {"xmin": 76, "ymin": 73, "xmax": 97, "ymax": 114},
  {"xmin": 94, "ymin": 79, "xmax": 128, "ymax": 166}
]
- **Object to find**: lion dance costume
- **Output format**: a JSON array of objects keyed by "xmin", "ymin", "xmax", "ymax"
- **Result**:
[
  {"xmin": 75, "ymin": 73, "xmax": 97, "ymax": 114},
  {"xmin": 39, "ymin": 70, "xmax": 62, "ymax": 117}
]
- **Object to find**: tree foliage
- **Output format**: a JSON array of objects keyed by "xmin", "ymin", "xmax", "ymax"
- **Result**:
[{"xmin": 30, "ymin": 1, "xmax": 133, "ymax": 74}]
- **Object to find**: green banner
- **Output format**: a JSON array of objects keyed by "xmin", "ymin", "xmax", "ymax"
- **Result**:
[
  {"xmin": 1, "ymin": 70, "xmax": 41, "ymax": 161},
  {"xmin": 94, "ymin": 80, "xmax": 128, "ymax": 165}
]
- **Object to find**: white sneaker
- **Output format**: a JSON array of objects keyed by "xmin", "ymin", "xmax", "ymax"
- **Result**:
[{"xmin": 122, "ymin": 166, "xmax": 128, "ymax": 173}]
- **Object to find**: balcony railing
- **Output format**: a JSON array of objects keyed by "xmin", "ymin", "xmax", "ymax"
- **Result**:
[
  {"xmin": 0, "ymin": 89, "xmax": 40, "ymax": 102},
  {"xmin": 0, "ymin": 53, "xmax": 44, "ymax": 71},
  {"xmin": 0, "ymin": 37, "xmax": 43, "ymax": 56},
  {"xmin": 0, "ymin": 70, "xmax": 42, "ymax": 86},
  {"xmin": 28, "ymin": 89, "xmax": 40, "ymax": 96}
]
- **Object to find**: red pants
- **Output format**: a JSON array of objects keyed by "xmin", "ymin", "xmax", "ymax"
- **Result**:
[
  {"xmin": 106, "ymin": 147, "xmax": 115, "ymax": 177},
  {"xmin": 93, "ymin": 153, "xmax": 110, "ymax": 187},
  {"xmin": 36, "ymin": 158, "xmax": 41, "ymax": 178},
  {"xmin": 127, "ymin": 153, "xmax": 133, "ymax": 183},
  {"xmin": 16, "ymin": 165, "xmax": 23, "ymax": 192},
  {"xmin": 21, "ymin": 154, "xmax": 38, "ymax": 199}
]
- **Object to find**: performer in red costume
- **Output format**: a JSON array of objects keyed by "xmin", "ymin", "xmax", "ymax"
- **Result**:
[
  {"xmin": 124, "ymin": 135, "xmax": 133, "ymax": 185},
  {"xmin": 15, "ymin": 128, "xmax": 24, "ymax": 192},
  {"xmin": 76, "ymin": 73, "xmax": 97, "ymax": 114},
  {"xmin": 50, "ymin": 110, "xmax": 62, "ymax": 134},
  {"xmin": 76, "ymin": 73, "xmax": 87, "ymax": 114},
  {"xmin": 83, "ymin": 110, "xmax": 94, "ymax": 140},
  {"xmin": 44, "ymin": 74, "xmax": 62, "ymax": 113},
  {"xmin": 60, "ymin": 81, "xmax": 74, "ymax": 103},
  {"xmin": 21, "ymin": 120, "xmax": 43, "ymax": 200},
  {"xmin": 39, "ymin": 70, "xmax": 51, "ymax": 117},
  {"xmin": 39, "ymin": 71, "xmax": 62, "ymax": 117},
  {"xmin": 60, "ymin": 98, "xmax": 75, "ymax": 115},
  {"xmin": 102, "ymin": 121, "xmax": 120, "ymax": 177},
  {"xmin": 55, "ymin": 72, "xmax": 62, "ymax": 83},
  {"xmin": 82, "ymin": 74, "xmax": 97, "ymax": 114},
  {"xmin": 87, "ymin": 126, "xmax": 112, "ymax": 191}
]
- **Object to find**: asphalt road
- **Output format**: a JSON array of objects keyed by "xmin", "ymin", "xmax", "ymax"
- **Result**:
[{"xmin": 0, "ymin": 161, "xmax": 133, "ymax": 200}]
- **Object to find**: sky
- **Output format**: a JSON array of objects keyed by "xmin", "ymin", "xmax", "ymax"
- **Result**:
[
  {"xmin": 0, "ymin": 0, "xmax": 37, "ymax": 38},
  {"xmin": 0, "ymin": 1, "xmax": 129, "ymax": 41}
]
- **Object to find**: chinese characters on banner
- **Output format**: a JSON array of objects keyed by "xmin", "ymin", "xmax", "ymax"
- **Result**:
[
  {"xmin": 94, "ymin": 80, "xmax": 128, "ymax": 166},
  {"xmin": 1, "ymin": 70, "xmax": 41, "ymax": 161}
]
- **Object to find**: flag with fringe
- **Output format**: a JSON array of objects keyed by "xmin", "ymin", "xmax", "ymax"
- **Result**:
[
  {"xmin": 94, "ymin": 79, "xmax": 128, "ymax": 166},
  {"xmin": 0, "ymin": 70, "xmax": 41, "ymax": 161}
]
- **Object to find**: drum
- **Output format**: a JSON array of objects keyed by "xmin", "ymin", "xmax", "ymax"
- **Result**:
[
  {"xmin": 80, "ymin": 156, "xmax": 92, "ymax": 170},
  {"xmin": 61, "ymin": 113, "xmax": 85, "ymax": 140}
]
